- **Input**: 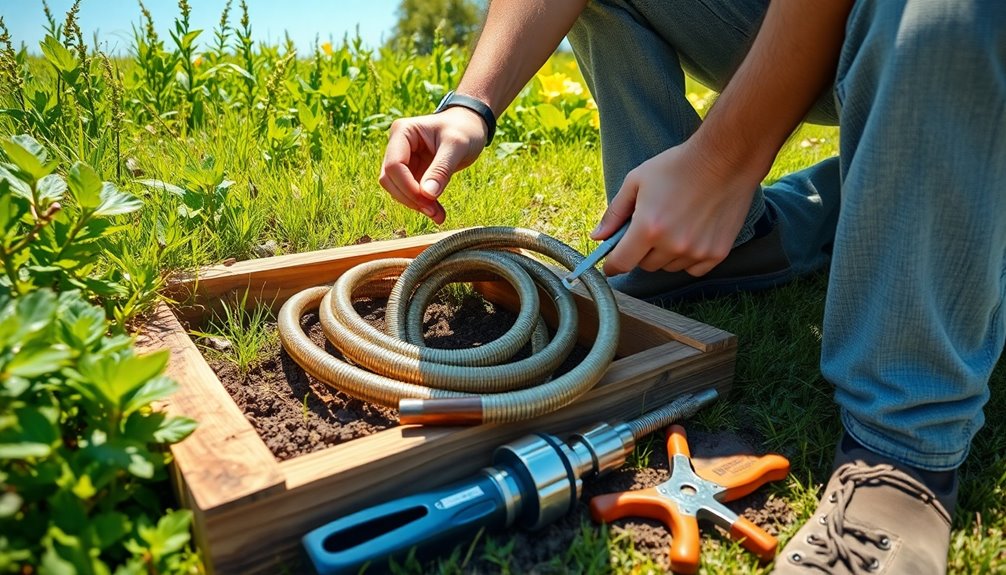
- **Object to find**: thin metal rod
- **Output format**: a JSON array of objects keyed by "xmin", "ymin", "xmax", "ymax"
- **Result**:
[
  {"xmin": 562, "ymin": 220, "xmax": 631, "ymax": 290},
  {"xmin": 625, "ymin": 389, "xmax": 720, "ymax": 440}
]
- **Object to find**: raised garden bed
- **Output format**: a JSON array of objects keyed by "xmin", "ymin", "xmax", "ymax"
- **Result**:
[{"xmin": 137, "ymin": 229, "xmax": 739, "ymax": 574}]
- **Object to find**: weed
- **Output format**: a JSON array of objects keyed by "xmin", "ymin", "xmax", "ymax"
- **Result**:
[{"xmin": 192, "ymin": 290, "xmax": 276, "ymax": 374}]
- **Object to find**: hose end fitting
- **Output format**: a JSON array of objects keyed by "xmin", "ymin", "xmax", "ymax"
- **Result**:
[{"xmin": 399, "ymin": 397, "xmax": 484, "ymax": 425}]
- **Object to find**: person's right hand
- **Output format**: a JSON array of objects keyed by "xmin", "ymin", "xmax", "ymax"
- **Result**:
[{"xmin": 379, "ymin": 107, "xmax": 488, "ymax": 225}]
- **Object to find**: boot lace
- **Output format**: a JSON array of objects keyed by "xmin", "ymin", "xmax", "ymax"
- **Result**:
[{"xmin": 798, "ymin": 463, "xmax": 933, "ymax": 573}]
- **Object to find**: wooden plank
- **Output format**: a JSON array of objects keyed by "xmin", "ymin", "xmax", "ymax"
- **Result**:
[
  {"xmin": 136, "ymin": 304, "xmax": 285, "ymax": 513},
  {"xmin": 204, "ymin": 342, "xmax": 735, "ymax": 574},
  {"xmin": 166, "ymin": 230, "xmax": 464, "ymax": 324}
]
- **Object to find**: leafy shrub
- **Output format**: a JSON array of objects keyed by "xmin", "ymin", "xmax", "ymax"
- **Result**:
[
  {"xmin": 0, "ymin": 290, "xmax": 198, "ymax": 574},
  {"xmin": 1, "ymin": 134, "xmax": 199, "ymax": 573}
]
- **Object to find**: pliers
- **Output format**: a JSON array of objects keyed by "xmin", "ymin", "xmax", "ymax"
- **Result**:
[{"xmin": 589, "ymin": 425, "xmax": 791, "ymax": 574}]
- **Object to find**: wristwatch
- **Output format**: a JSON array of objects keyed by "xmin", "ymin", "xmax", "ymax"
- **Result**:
[{"xmin": 434, "ymin": 90, "xmax": 497, "ymax": 145}]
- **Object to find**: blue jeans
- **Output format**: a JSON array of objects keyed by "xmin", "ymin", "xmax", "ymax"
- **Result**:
[{"xmin": 568, "ymin": 0, "xmax": 1006, "ymax": 470}]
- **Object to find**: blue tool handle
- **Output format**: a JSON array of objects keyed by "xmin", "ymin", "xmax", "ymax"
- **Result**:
[{"xmin": 303, "ymin": 474, "xmax": 508, "ymax": 574}]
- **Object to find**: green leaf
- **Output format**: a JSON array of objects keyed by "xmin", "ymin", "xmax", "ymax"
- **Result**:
[
  {"xmin": 122, "ymin": 375, "xmax": 177, "ymax": 416},
  {"xmin": 40, "ymin": 35, "xmax": 79, "ymax": 74},
  {"xmin": 153, "ymin": 416, "xmax": 196, "ymax": 444},
  {"xmin": 68, "ymin": 162, "xmax": 103, "ymax": 211},
  {"xmin": 135, "ymin": 179, "xmax": 185, "ymax": 196},
  {"xmin": 1, "ymin": 136, "xmax": 55, "ymax": 182},
  {"xmin": 81, "ymin": 439, "xmax": 157, "ymax": 479},
  {"xmin": 319, "ymin": 75, "xmax": 351, "ymax": 99},
  {"xmin": 6, "ymin": 345, "xmax": 72, "ymax": 377},
  {"xmin": 298, "ymin": 102, "xmax": 322, "ymax": 132},
  {"xmin": 58, "ymin": 303, "xmax": 107, "ymax": 349},
  {"xmin": 111, "ymin": 559, "xmax": 146, "ymax": 575},
  {"xmin": 181, "ymin": 29, "xmax": 203, "ymax": 50},
  {"xmin": 16, "ymin": 404, "xmax": 59, "ymax": 443},
  {"xmin": 6, "ymin": 289, "xmax": 57, "ymax": 342},
  {"xmin": 0, "ymin": 165, "xmax": 34, "ymax": 200},
  {"xmin": 141, "ymin": 509, "xmax": 192, "ymax": 559},
  {"xmin": 77, "ymin": 350, "xmax": 169, "ymax": 410},
  {"xmin": 40, "ymin": 540, "xmax": 78, "ymax": 575},
  {"xmin": 37, "ymin": 174, "xmax": 68, "ymax": 203},
  {"xmin": 534, "ymin": 103, "xmax": 569, "ymax": 132},
  {"xmin": 11, "ymin": 134, "xmax": 48, "ymax": 163},
  {"xmin": 91, "ymin": 511, "xmax": 131, "ymax": 550},
  {"xmin": 94, "ymin": 183, "xmax": 143, "ymax": 217},
  {"xmin": 0, "ymin": 376, "xmax": 30, "ymax": 398},
  {"xmin": 122, "ymin": 411, "xmax": 196, "ymax": 445}
]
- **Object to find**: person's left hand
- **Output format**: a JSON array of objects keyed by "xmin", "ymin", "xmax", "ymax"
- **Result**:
[{"xmin": 590, "ymin": 139, "xmax": 763, "ymax": 278}]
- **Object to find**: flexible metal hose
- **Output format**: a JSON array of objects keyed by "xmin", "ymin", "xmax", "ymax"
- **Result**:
[{"xmin": 277, "ymin": 227, "xmax": 620, "ymax": 425}]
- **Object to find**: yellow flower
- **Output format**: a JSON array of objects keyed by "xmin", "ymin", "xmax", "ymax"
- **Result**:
[
  {"xmin": 586, "ymin": 97, "xmax": 597, "ymax": 110},
  {"xmin": 590, "ymin": 109, "xmax": 600, "ymax": 130},
  {"xmin": 192, "ymin": 55, "xmax": 203, "ymax": 67},
  {"xmin": 537, "ymin": 72, "xmax": 584, "ymax": 102},
  {"xmin": 321, "ymin": 42, "xmax": 333, "ymax": 56},
  {"xmin": 536, "ymin": 72, "xmax": 567, "ymax": 102}
]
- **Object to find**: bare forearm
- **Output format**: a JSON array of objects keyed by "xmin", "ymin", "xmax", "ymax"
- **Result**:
[
  {"xmin": 695, "ymin": 0, "xmax": 853, "ymax": 176},
  {"xmin": 458, "ymin": 0, "xmax": 587, "ymax": 116}
]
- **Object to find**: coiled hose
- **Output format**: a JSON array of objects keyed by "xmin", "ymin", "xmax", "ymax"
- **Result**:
[{"xmin": 277, "ymin": 227, "xmax": 620, "ymax": 425}]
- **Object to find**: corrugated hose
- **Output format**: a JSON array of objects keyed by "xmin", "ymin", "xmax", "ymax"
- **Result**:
[{"xmin": 276, "ymin": 227, "xmax": 620, "ymax": 425}]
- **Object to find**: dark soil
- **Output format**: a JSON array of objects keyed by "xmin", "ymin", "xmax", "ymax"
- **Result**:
[
  {"xmin": 207, "ymin": 293, "xmax": 588, "ymax": 461},
  {"xmin": 205, "ymin": 292, "xmax": 794, "ymax": 572}
]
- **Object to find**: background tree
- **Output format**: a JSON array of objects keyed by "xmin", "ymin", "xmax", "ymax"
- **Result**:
[{"xmin": 392, "ymin": 0, "xmax": 485, "ymax": 53}]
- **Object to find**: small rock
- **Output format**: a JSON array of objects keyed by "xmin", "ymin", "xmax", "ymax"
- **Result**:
[
  {"xmin": 222, "ymin": 257, "xmax": 237, "ymax": 266},
  {"xmin": 204, "ymin": 336, "xmax": 233, "ymax": 352},
  {"xmin": 354, "ymin": 235, "xmax": 372, "ymax": 245},
  {"xmin": 253, "ymin": 240, "xmax": 278, "ymax": 258}
]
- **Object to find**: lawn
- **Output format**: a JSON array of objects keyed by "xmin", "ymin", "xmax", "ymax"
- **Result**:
[{"xmin": 1, "ymin": 2, "xmax": 1003, "ymax": 573}]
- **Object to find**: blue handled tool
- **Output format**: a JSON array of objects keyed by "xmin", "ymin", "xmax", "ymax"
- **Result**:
[
  {"xmin": 563, "ymin": 220, "xmax": 631, "ymax": 290},
  {"xmin": 303, "ymin": 472, "xmax": 514, "ymax": 574},
  {"xmin": 302, "ymin": 389, "xmax": 718, "ymax": 574}
]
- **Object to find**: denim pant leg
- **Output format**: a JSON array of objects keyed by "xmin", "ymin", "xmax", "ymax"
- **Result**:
[
  {"xmin": 825, "ymin": 0, "xmax": 1006, "ymax": 470},
  {"xmin": 568, "ymin": 0, "xmax": 843, "ymax": 297}
]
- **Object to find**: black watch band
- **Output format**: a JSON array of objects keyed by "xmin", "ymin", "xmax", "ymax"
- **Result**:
[{"xmin": 434, "ymin": 90, "xmax": 497, "ymax": 146}]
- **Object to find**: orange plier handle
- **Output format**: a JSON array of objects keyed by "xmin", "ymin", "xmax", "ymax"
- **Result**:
[{"xmin": 589, "ymin": 425, "xmax": 790, "ymax": 574}]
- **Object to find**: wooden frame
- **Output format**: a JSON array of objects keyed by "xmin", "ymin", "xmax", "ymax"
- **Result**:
[{"xmin": 137, "ymin": 229, "xmax": 737, "ymax": 574}]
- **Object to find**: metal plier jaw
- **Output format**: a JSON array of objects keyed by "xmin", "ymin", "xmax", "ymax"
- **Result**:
[{"xmin": 589, "ymin": 425, "xmax": 790, "ymax": 574}]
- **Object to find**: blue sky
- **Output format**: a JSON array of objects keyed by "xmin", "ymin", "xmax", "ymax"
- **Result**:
[{"xmin": 2, "ymin": 1, "xmax": 401, "ymax": 54}]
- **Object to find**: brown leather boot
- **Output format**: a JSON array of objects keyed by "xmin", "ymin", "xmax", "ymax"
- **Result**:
[{"xmin": 772, "ymin": 439, "xmax": 956, "ymax": 574}]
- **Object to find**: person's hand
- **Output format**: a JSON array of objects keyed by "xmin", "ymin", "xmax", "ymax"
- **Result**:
[
  {"xmin": 590, "ymin": 140, "xmax": 763, "ymax": 277},
  {"xmin": 379, "ymin": 107, "xmax": 488, "ymax": 224}
]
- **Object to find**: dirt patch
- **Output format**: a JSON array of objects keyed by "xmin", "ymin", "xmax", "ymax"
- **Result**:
[
  {"xmin": 208, "ymin": 293, "xmax": 587, "ymax": 461},
  {"xmin": 206, "ymin": 293, "xmax": 793, "ymax": 571}
]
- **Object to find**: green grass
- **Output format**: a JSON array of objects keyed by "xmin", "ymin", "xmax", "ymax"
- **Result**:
[{"xmin": 190, "ymin": 291, "xmax": 278, "ymax": 374}]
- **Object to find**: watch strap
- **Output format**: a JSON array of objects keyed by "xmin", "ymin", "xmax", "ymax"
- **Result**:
[{"xmin": 435, "ymin": 91, "xmax": 497, "ymax": 145}]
